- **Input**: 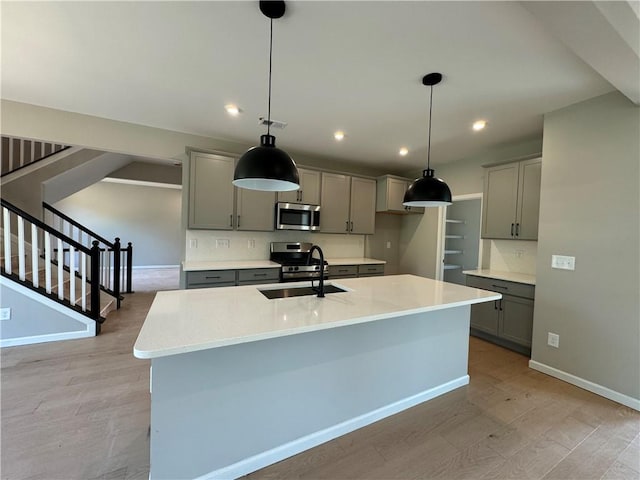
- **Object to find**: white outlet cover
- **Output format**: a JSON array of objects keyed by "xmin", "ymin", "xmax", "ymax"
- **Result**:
[
  {"xmin": 547, "ymin": 332, "xmax": 560, "ymax": 348},
  {"xmin": 0, "ymin": 308, "xmax": 11, "ymax": 321},
  {"xmin": 551, "ymin": 255, "xmax": 575, "ymax": 270}
]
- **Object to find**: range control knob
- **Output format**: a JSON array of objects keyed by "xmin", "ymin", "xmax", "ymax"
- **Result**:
[{"xmin": 294, "ymin": 266, "xmax": 299, "ymax": 271}]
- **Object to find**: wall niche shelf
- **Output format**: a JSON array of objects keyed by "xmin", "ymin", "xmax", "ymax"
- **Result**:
[{"xmin": 443, "ymin": 199, "xmax": 482, "ymax": 286}]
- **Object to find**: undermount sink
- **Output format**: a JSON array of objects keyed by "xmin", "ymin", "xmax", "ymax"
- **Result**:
[{"xmin": 259, "ymin": 284, "xmax": 347, "ymax": 300}]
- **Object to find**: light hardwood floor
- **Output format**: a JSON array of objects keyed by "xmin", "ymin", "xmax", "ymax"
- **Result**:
[{"xmin": 1, "ymin": 290, "xmax": 638, "ymax": 480}]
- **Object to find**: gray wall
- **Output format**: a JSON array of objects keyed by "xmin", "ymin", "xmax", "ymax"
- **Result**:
[
  {"xmin": 0, "ymin": 280, "xmax": 93, "ymax": 342},
  {"xmin": 109, "ymin": 161, "xmax": 182, "ymax": 185},
  {"xmin": 399, "ymin": 208, "xmax": 442, "ymax": 278},
  {"xmin": 532, "ymin": 91, "xmax": 639, "ymax": 401},
  {"xmin": 54, "ymin": 181, "xmax": 182, "ymax": 266},
  {"xmin": 365, "ymin": 213, "xmax": 403, "ymax": 275}
]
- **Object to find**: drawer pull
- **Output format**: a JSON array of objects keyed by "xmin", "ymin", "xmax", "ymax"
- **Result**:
[
  {"xmin": 338, "ymin": 269, "xmax": 349, "ymax": 273},
  {"xmin": 491, "ymin": 284, "xmax": 508, "ymax": 290},
  {"xmin": 205, "ymin": 276, "xmax": 221, "ymax": 280},
  {"xmin": 254, "ymin": 273, "xmax": 267, "ymax": 277}
]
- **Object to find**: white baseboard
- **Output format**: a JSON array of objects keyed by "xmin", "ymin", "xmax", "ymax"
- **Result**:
[
  {"xmin": 1, "ymin": 328, "xmax": 95, "ymax": 347},
  {"xmin": 197, "ymin": 375, "xmax": 469, "ymax": 480},
  {"xmin": 529, "ymin": 360, "xmax": 640, "ymax": 411}
]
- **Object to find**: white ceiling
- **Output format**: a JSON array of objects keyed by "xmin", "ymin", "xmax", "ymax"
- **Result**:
[{"xmin": 2, "ymin": 1, "xmax": 637, "ymax": 175}]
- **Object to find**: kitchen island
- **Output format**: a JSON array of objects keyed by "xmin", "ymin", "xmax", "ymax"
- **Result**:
[{"xmin": 134, "ymin": 274, "xmax": 500, "ymax": 480}]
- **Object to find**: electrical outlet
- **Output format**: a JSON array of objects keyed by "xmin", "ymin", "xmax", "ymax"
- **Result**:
[
  {"xmin": 216, "ymin": 239, "xmax": 230, "ymax": 248},
  {"xmin": 0, "ymin": 308, "xmax": 11, "ymax": 321},
  {"xmin": 552, "ymin": 255, "xmax": 575, "ymax": 270},
  {"xmin": 248, "ymin": 239, "xmax": 256, "ymax": 249},
  {"xmin": 386, "ymin": 241, "xmax": 392, "ymax": 249},
  {"xmin": 515, "ymin": 249, "xmax": 525, "ymax": 258},
  {"xmin": 189, "ymin": 239, "xmax": 198, "ymax": 248},
  {"xmin": 547, "ymin": 332, "xmax": 560, "ymax": 348}
]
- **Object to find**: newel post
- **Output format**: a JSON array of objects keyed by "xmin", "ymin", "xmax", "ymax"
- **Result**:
[
  {"xmin": 113, "ymin": 237, "xmax": 121, "ymax": 308},
  {"xmin": 90, "ymin": 240, "xmax": 101, "ymax": 324}
]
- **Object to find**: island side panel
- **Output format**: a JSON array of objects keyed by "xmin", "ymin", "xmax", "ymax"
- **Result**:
[{"xmin": 150, "ymin": 306, "xmax": 470, "ymax": 480}]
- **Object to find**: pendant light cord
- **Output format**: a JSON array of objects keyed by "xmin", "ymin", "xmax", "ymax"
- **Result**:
[
  {"xmin": 426, "ymin": 84, "xmax": 433, "ymax": 171},
  {"xmin": 267, "ymin": 18, "xmax": 273, "ymax": 137}
]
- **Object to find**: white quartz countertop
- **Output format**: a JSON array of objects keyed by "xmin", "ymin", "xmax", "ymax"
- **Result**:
[
  {"xmin": 183, "ymin": 260, "xmax": 280, "ymax": 271},
  {"xmin": 134, "ymin": 274, "xmax": 501, "ymax": 359},
  {"xmin": 326, "ymin": 257, "xmax": 386, "ymax": 266},
  {"xmin": 463, "ymin": 269, "xmax": 536, "ymax": 286}
]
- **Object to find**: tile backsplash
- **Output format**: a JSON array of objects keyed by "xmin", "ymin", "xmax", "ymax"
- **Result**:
[
  {"xmin": 487, "ymin": 240, "xmax": 537, "ymax": 275},
  {"xmin": 186, "ymin": 230, "xmax": 365, "ymax": 262}
]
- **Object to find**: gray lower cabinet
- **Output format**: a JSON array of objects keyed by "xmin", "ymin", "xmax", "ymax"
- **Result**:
[
  {"xmin": 328, "ymin": 264, "xmax": 384, "ymax": 279},
  {"xmin": 186, "ymin": 268, "xmax": 280, "ymax": 289},
  {"xmin": 328, "ymin": 265, "xmax": 358, "ymax": 279},
  {"xmin": 236, "ymin": 268, "xmax": 280, "ymax": 286},
  {"xmin": 466, "ymin": 275, "xmax": 534, "ymax": 355},
  {"xmin": 358, "ymin": 264, "xmax": 384, "ymax": 277}
]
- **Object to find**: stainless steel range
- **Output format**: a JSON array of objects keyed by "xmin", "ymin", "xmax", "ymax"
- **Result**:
[{"xmin": 270, "ymin": 242, "xmax": 328, "ymax": 283}]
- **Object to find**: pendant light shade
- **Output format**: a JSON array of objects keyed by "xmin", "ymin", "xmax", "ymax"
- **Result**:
[
  {"xmin": 233, "ymin": 0, "xmax": 300, "ymax": 192},
  {"xmin": 234, "ymin": 134, "xmax": 299, "ymax": 191},
  {"xmin": 403, "ymin": 168, "xmax": 452, "ymax": 207},
  {"xmin": 403, "ymin": 73, "xmax": 452, "ymax": 207}
]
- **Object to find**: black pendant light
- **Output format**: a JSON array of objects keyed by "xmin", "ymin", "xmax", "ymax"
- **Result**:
[
  {"xmin": 233, "ymin": 1, "xmax": 300, "ymax": 192},
  {"xmin": 403, "ymin": 73, "xmax": 452, "ymax": 207}
]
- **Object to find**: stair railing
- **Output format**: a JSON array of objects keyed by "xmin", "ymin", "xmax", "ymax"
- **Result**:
[
  {"xmin": 42, "ymin": 202, "xmax": 133, "ymax": 306},
  {"xmin": 1, "ymin": 135, "xmax": 70, "ymax": 177},
  {"xmin": 1, "ymin": 199, "xmax": 103, "ymax": 323}
]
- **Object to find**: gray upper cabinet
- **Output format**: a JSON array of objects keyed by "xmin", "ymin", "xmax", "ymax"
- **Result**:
[
  {"xmin": 376, "ymin": 175, "xmax": 423, "ymax": 214},
  {"xmin": 320, "ymin": 173, "xmax": 376, "ymax": 235},
  {"xmin": 350, "ymin": 177, "xmax": 376, "ymax": 234},
  {"xmin": 320, "ymin": 172, "xmax": 352, "ymax": 233},
  {"xmin": 188, "ymin": 152, "xmax": 235, "ymax": 230},
  {"xmin": 188, "ymin": 151, "xmax": 275, "ymax": 231},
  {"xmin": 236, "ymin": 188, "xmax": 276, "ymax": 231},
  {"xmin": 482, "ymin": 158, "xmax": 542, "ymax": 240},
  {"xmin": 277, "ymin": 168, "xmax": 321, "ymax": 205},
  {"xmin": 516, "ymin": 159, "xmax": 542, "ymax": 240}
]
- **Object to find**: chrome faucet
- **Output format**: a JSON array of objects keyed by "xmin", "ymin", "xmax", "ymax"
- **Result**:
[{"xmin": 307, "ymin": 244, "xmax": 325, "ymax": 298}]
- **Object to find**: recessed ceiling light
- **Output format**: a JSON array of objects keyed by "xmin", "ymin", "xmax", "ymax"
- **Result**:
[
  {"xmin": 472, "ymin": 120, "xmax": 487, "ymax": 131},
  {"xmin": 225, "ymin": 104, "xmax": 241, "ymax": 116},
  {"xmin": 399, "ymin": 147, "xmax": 409, "ymax": 156},
  {"xmin": 334, "ymin": 131, "xmax": 345, "ymax": 141}
]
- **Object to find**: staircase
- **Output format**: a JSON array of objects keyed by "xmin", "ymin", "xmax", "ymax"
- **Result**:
[{"xmin": 1, "ymin": 199, "xmax": 134, "ymax": 342}]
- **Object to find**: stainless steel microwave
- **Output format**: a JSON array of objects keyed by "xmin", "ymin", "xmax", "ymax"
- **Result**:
[{"xmin": 275, "ymin": 202, "xmax": 321, "ymax": 231}]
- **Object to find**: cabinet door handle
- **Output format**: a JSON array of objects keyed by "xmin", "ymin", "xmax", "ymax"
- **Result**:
[
  {"xmin": 510, "ymin": 223, "xmax": 515, "ymax": 236},
  {"xmin": 494, "ymin": 300, "xmax": 498, "ymax": 310},
  {"xmin": 491, "ymin": 284, "xmax": 508, "ymax": 290},
  {"xmin": 345, "ymin": 221, "xmax": 349, "ymax": 232},
  {"xmin": 299, "ymin": 190, "xmax": 303, "ymax": 202},
  {"xmin": 499, "ymin": 300, "xmax": 503, "ymax": 311},
  {"xmin": 350, "ymin": 221, "xmax": 354, "ymax": 232},
  {"xmin": 229, "ymin": 214, "xmax": 233, "ymax": 227},
  {"xmin": 515, "ymin": 223, "xmax": 520, "ymax": 236},
  {"xmin": 237, "ymin": 215, "xmax": 241, "ymax": 228}
]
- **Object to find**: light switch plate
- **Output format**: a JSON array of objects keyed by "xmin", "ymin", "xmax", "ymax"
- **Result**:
[
  {"xmin": 0, "ymin": 308, "xmax": 11, "ymax": 321},
  {"xmin": 552, "ymin": 255, "xmax": 575, "ymax": 270},
  {"xmin": 548, "ymin": 332, "xmax": 560, "ymax": 348}
]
